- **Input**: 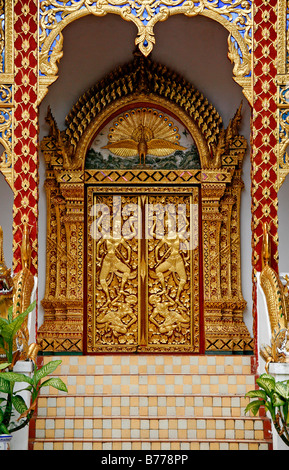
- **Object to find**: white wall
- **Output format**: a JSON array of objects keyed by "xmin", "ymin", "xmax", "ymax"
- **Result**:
[
  {"xmin": 36, "ymin": 14, "xmax": 253, "ymax": 334},
  {"xmin": 278, "ymin": 175, "xmax": 289, "ymax": 272}
]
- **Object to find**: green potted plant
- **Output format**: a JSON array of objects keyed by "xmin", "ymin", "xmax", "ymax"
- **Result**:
[
  {"xmin": 0, "ymin": 300, "xmax": 67, "ymax": 449},
  {"xmin": 245, "ymin": 373, "xmax": 289, "ymax": 447}
]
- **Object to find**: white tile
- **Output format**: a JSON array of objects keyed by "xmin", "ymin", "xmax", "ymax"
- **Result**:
[
  {"xmin": 103, "ymin": 443, "xmax": 112, "ymax": 450},
  {"xmin": 180, "ymin": 443, "xmax": 190, "ymax": 450},
  {"xmin": 140, "ymin": 420, "xmax": 150, "ymax": 430},
  {"xmin": 159, "ymin": 419, "xmax": 169, "ymax": 429},
  {"xmin": 84, "ymin": 419, "xmax": 93, "ymax": 429},
  {"xmin": 178, "ymin": 419, "xmax": 187, "ymax": 429},
  {"xmin": 65, "ymin": 419, "xmax": 74, "ymax": 428},
  {"xmin": 161, "ymin": 442, "xmax": 171, "ymax": 450},
  {"xmin": 121, "ymin": 419, "xmax": 130, "ymax": 429},
  {"xmin": 103, "ymin": 356, "xmax": 113, "ymax": 365},
  {"xmin": 122, "ymin": 442, "xmax": 132, "ymax": 450},
  {"xmin": 239, "ymin": 443, "xmax": 249, "ymax": 450},
  {"xmin": 83, "ymin": 443, "xmax": 93, "ymax": 450},
  {"xmin": 216, "ymin": 420, "xmax": 225, "ymax": 429},
  {"xmin": 103, "ymin": 397, "xmax": 112, "ymax": 406},
  {"xmin": 200, "ymin": 443, "xmax": 210, "ymax": 450},
  {"xmin": 141, "ymin": 442, "xmax": 151, "ymax": 450},
  {"xmin": 43, "ymin": 442, "xmax": 54, "ymax": 450},
  {"xmin": 46, "ymin": 419, "xmax": 55, "ymax": 429},
  {"xmin": 112, "ymin": 429, "xmax": 122, "ymax": 438},
  {"xmin": 235, "ymin": 420, "xmax": 244, "ymax": 429},
  {"xmin": 225, "ymin": 430, "xmax": 235, "ymax": 439},
  {"xmin": 103, "ymin": 419, "xmax": 112, "ymax": 429},
  {"xmin": 63, "ymin": 443, "xmax": 73, "ymax": 450},
  {"xmin": 197, "ymin": 420, "xmax": 206, "ymax": 429}
]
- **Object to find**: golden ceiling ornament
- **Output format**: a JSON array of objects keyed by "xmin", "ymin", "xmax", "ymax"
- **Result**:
[
  {"xmin": 38, "ymin": 0, "xmax": 252, "ymax": 104},
  {"xmin": 102, "ymin": 108, "xmax": 187, "ymax": 165}
]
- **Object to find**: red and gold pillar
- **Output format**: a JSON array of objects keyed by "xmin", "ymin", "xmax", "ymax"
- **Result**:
[
  {"xmin": 251, "ymin": 0, "xmax": 278, "ymax": 353},
  {"xmin": 13, "ymin": 0, "xmax": 38, "ymax": 276}
]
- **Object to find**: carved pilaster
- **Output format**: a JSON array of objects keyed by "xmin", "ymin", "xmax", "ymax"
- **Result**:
[{"xmin": 201, "ymin": 182, "xmax": 226, "ymax": 302}]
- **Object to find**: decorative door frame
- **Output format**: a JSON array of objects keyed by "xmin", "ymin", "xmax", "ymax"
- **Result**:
[{"xmin": 37, "ymin": 56, "xmax": 252, "ymax": 353}]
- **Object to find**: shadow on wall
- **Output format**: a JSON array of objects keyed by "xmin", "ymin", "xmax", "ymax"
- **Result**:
[
  {"xmin": 0, "ymin": 171, "xmax": 14, "ymax": 271},
  {"xmin": 278, "ymin": 175, "xmax": 289, "ymax": 272}
]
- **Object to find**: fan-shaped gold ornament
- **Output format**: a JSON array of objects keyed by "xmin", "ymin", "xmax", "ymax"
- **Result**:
[{"xmin": 102, "ymin": 108, "xmax": 187, "ymax": 165}]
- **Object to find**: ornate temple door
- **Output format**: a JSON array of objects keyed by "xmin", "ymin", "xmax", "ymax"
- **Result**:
[
  {"xmin": 39, "ymin": 58, "xmax": 253, "ymax": 355},
  {"xmin": 85, "ymin": 185, "xmax": 202, "ymax": 353}
]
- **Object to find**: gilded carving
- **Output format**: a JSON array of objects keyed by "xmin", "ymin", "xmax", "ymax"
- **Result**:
[
  {"xmin": 39, "ymin": 56, "xmax": 253, "ymax": 353},
  {"xmin": 259, "ymin": 223, "xmax": 289, "ymax": 371},
  {"xmin": 92, "ymin": 194, "xmax": 139, "ymax": 348},
  {"xmin": 102, "ymin": 108, "xmax": 187, "ymax": 166},
  {"xmin": 0, "ymin": 223, "xmax": 36, "ymax": 361},
  {"xmin": 38, "ymin": 0, "xmax": 252, "ymax": 103},
  {"xmin": 86, "ymin": 188, "xmax": 199, "ymax": 353},
  {"xmin": 147, "ymin": 194, "xmax": 193, "ymax": 348},
  {"xmin": 12, "ymin": 223, "xmax": 35, "ymax": 359}
]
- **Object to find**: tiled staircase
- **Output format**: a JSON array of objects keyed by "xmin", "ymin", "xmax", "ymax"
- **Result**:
[{"xmin": 30, "ymin": 355, "xmax": 273, "ymax": 450}]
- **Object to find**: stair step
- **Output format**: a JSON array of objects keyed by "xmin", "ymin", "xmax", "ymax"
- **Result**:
[
  {"xmin": 30, "ymin": 355, "xmax": 272, "ymax": 450},
  {"xmin": 39, "ymin": 374, "xmax": 255, "ymax": 396},
  {"xmin": 37, "ymin": 394, "xmax": 252, "ymax": 418},
  {"xmin": 41, "ymin": 355, "xmax": 253, "ymax": 376},
  {"xmin": 34, "ymin": 416, "xmax": 269, "ymax": 440},
  {"xmin": 31, "ymin": 438, "xmax": 272, "ymax": 451}
]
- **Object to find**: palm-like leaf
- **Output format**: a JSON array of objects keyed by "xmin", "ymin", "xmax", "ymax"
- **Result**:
[
  {"xmin": 275, "ymin": 382, "xmax": 289, "ymax": 400},
  {"xmin": 40, "ymin": 377, "xmax": 67, "ymax": 392},
  {"xmin": 11, "ymin": 395, "xmax": 28, "ymax": 415},
  {"xmin": 0, "ymin": 301, "xmax": 35, "ymax": 344},
  {"xmin": 34, "ymin": 360, "xmax": 62, "ymax": 385},
  {"xmin": 245, "ymin": 389, "xmax": 267, "ymax": 400},
  {"xmin": 0, "ymin": 372, "xmax": 33, "ymax": 386},
  {"xmin": 245, "ymin": 400, "xmax": 263, "ymax": 416},
  {"xmin": 256, "ymin": 374, "xmax": 275, "ymax": 395}
]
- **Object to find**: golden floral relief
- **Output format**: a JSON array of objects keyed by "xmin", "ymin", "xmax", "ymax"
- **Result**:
[
  {"xmin": 89, "ymin": 191, "xmax": 196, "ymax": 351},
  {"xmin": 92, "ymin": 194, "xmax": 140, "ymax": 347},
  {"xmin": 147, "ymin": 194, "xmax": 193, "ymax": 346}
]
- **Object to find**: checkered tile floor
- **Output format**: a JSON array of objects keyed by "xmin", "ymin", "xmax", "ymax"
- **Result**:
[{"xmin": 30, "ymin": 355, "xmax": 272, "ymax": 450}]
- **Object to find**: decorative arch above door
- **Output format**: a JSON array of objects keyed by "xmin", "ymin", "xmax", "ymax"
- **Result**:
[
  {"xmin": 38, "ymin": 53, "xmax": 253, "ymax": 354},
  {"xmin": 38, "ymin": 0, "xmax": 252, "ymax": 104}
]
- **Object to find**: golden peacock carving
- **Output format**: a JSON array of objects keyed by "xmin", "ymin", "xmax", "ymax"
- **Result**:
[{"xmin": 102, "ymin": 108, "xmax": 187, "ymax": 165}]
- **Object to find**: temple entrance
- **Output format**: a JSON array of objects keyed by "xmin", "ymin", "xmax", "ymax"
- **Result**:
[
  {"xmin": 84, "ymin": 105, "xmax": 202, "ymax": 353},
  {"xmin": 38, "ymin": 53, "xmax": 253, "ymax": 355}
]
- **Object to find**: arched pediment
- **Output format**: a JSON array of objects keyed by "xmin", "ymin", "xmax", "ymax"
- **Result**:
[{"xmin": 45, "ymin": 52, "xmax": 244, "ymax": 171}]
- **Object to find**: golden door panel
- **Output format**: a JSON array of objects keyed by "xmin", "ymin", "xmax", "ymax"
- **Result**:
[
  {"xmin": 85, "ymin": 186, "xmax": 200, "ymax": 353},
  {"xmin": 88, "ymin": 193, "xmax": 140, "ymax": 352}
]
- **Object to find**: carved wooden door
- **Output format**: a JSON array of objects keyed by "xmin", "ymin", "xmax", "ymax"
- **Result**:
[{"xmin": 85, "ymin": 186, "xmax": 201, "ymax": 353}]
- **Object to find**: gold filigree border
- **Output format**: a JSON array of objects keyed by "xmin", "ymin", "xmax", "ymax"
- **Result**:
[{"xmin": 38, "ymin": 1, "xmax": 252, "ymax": 104}]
